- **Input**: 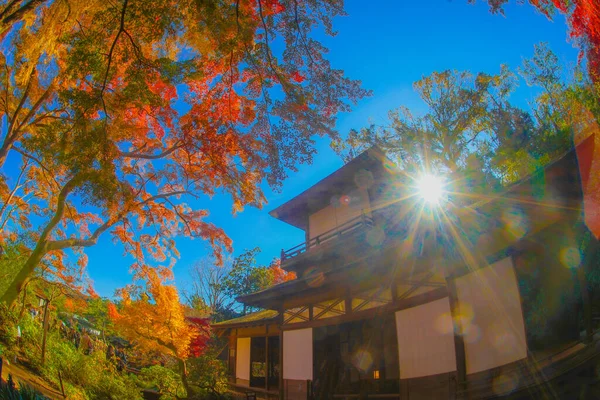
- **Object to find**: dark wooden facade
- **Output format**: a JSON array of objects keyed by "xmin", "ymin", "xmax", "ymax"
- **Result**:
[{"xmin": 213, "ymin": 146, "xmax": 600, "ymax": 399}]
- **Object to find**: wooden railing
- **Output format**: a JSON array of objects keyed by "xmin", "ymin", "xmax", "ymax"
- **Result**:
[{"xmin": 281, "ymin": 213, "xmax": 374, "ymax": 262}]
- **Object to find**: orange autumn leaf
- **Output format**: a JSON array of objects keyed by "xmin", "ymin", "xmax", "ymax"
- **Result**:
[{"xmin": 0, "ymin": 0, "xmax": 368, "ymax": 306}]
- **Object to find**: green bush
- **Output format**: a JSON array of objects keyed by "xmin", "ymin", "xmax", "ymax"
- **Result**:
[
  {"xmin": 18, "ymin": 314, "xmax": 43, "ymax": 370},
  {"xmin": 0, "ymin": 302, "xmax": 142, "ymax": 400},
  {"xmin": 88, "ymin": 370, "xmax": 142, "ymax": 400},
  {"xmin": 187, "ymin": 352, "xmax": 231, "ymax": 399},
  {"xmin": 135, "ymin": 365, "xmax": 184, "ymax": 400},
  {"xmin": 0, "ymin": 303, "xmax": 18, "ymax": 347},
  {"xmin": 40, "ymin": 334, "xmax": 141, "ymax": 400}
]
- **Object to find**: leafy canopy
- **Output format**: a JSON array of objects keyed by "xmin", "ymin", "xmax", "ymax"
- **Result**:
[{"xmin": 0, "ymin": 0, "xmax": 368, "ymax": 304}]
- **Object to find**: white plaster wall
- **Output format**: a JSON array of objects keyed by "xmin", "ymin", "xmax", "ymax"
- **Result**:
[
  {"xmin": 455, "ymin": 257, "xmax": 527, "ymax": 374},
  {"xmin": 236, "ymin": 337, "xmax": 251, "ymax": 381},
  {"xmin": 308, "ymin": 189, "xmax": 371, "ymax": 239},
  {"xmin": 283, "ymin": 328, "xmax": 313, "ymax": 380},
  {"xmin": 395, "ymin": 297, "xmax": 457, "ymax": 379}
]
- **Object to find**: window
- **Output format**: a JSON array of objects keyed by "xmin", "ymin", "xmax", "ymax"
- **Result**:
[
  {"xmin": 249, "ymin": 336, "xmax": 280, "ymax": 390},
  {"xmin": 250, "ymin": 337, "xmax": 266, "ymax": 388}
]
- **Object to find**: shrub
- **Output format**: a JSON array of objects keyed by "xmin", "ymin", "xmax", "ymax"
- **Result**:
[
  {"xmin": 88, "ymin": 370, "xmax": 141, "ymax": 400},
  {"xmin": 187, "ymin": 341, "xmax": 231, "ymax": 400},
  {"xmin": 0, "ymin": 303, "xmax": 18, "ymax": 347},
  {"xmin": 41, "ymin": 334, "xmax": 141, "ymax": 400},
  {"xmin": 135, "ymin": 365, "xmax": 184, "ymax": 400}
]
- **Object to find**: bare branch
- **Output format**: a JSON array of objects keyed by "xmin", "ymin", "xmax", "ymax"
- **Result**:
[{"xmin": 120, "ymin": 142, "xmax": 183, "ymax": 160}]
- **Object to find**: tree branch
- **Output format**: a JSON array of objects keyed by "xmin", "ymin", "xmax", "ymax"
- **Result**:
[
  {"xmin": 0, "ymin": 0, "xmax": 47, "ymax": 31},
  {"xmin": 120, "ymin": 142, "xmax": 182, "ymax": 160},
  {"xmin": 47, "ymin": 190, "xmax": 189, "ymax": 251}
]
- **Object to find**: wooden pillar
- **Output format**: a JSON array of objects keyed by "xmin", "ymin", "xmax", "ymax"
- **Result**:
[
  {"xmin": 579, "ymin": 237, "xmax": 599, "ymax": 343},
  {"xmin": 578, "ymin": 267, "xmax": 594, "ymax": 343},
  {"xmin": 232, "ymin": 328, "xmax": 238, "ymax": 383},
  {"xmin": 266, "ymin": 324, "xmax": 270, "ymax": 391},
  {"xmin": 345, "ymin": 289, "xmax": 352, "ymax": 315},
  {"xmin": 278, "ymin": 310, "xmax": 284, "ymax": 400},
  {"xmin": 446, "ymin": 276, "xmax": 467, "ymax": 399},
  {"xmin": 305, "ymin": 213, "xmax": 311, "ymax": 246}
]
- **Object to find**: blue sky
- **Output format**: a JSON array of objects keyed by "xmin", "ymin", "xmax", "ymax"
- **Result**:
[{"xmin": 86, "ymin": 0, "xmax": 580, "ymax": 298}]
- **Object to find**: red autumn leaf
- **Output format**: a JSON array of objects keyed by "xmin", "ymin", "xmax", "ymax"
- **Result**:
[{"xmin": 292, "ymin": 71, "xmax": 306, "ymax": 83}]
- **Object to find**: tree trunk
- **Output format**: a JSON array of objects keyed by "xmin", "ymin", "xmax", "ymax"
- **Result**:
[
  {"xmin": 178, "ymin": 358, "xmax": 195, "ymax": 398},
  {"xmin": 1, "ymin": 242, "xmax": 46, "ymax": 306},
  {"xmin": 0, "ymin": 141, "xmax": 12, "ymax": 168},
  {"xmin": 0, "ymin": 0, "xmax": 48, "ymax": 37},
  {"xmin": 1, "ymin": 174, "xmax": 82, "ymax": 306},
  {"xmin": 18, "ymin": 281, "xmax": 30, "ymax": 317}
]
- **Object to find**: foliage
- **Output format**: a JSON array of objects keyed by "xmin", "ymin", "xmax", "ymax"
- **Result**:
[
  {"xmin": 186, "ymin": 338, "xmax": 231, "ymax": 400},
  {"xmin": 18, "ymin": 314, "xmax": 43, "ymax": 369},
  {"xmin": 480, "ymin": 0, "xmax": 600, "ymax": 81},
  {"xmin": 0, "ymin": 302, "xmax": 18, "ymax": 347},
  {"xmin": 0, "ymin": 380, "xmax": 49, "ymax": 400},
  {"xmin": 0, "ymin": 241, "xmax": 28, "ymax": 299},
  {"xmin": 186, "ymin": 256, "xmax": 238, "ymax": 321},
  {"xmin": 337, "ymin": 44, "xmax": 592, "ymax": 190},
  {"xmin": 269, "ymin": 257, "xmax": 296, "ymax": 285},
  {"xmin": 187, "ymin": 248, "xmax": 294, "ymax": 319},
  {"xmin": 111, "ymin": 269, "xmax": 211, "ymax": 396},
  {"xmin": 41, "ymin": 333, "xmax": 141, "ymax": 400},
  {"xmin": 222, "ymin": 248, "xmax": 273, "ymax": 308},
  {"xmin": 81, "ymin": 297, "xmax": 114, "ymax": 335},
  {"xmin": 6, "ymin": 311, "xmax": 140, "ymax": 400},
  {"xmin": 0, "ymin": 0, "xmax": 368, "ymax": 306},
  {"xmin": 135, "ymin": 365, "xmax": 185, "ymax": 400},
  {"xmin": 111, "ymin": 269, "xmax": 206, "ymax": 361}
]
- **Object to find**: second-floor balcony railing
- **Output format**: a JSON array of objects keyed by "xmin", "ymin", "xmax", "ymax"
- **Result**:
[{"xmin": 281, "ymin": 213, "xmax": 374, "ymax": 263}]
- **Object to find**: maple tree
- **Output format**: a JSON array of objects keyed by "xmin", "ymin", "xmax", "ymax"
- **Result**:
[
  {"xmin": 110, "ymin": 268, "xmax": 210, "ymax": 396},
  {"xmin": 0, "ymin": 0, "xmax": 368, "ymax": 305},
  {"xmin": 269, "ymin": 257, "xmax": 296, "ymax": 284}
]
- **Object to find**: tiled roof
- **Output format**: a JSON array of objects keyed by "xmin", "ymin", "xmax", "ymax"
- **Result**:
[{"xmin": 212, "ymin": 309, "xmax": 279, "ymax": 328}]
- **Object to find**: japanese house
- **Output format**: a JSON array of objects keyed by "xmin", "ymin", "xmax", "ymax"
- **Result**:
[{"xmin": 213, "ymin": 145, "xmax": 600, "ymax": 399}]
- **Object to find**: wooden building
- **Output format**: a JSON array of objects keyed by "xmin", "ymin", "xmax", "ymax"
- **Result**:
[{"xmin": 213, "ymin": 146, "xmax": 600, "ymax": 399}]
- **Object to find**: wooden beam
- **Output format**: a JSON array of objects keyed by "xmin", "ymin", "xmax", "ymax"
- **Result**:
[
  {"xmin": 283, "ymin": 306, "xmax": 310, "ymax": 324},
  {"xmin": 446, "ymin": 277, "xmax": 467, "ymax": 398},
  {"xmin": 398, "ymin": 271, "xmax": 436, "ymax": 300},
  {"xmin": 313, "ymin": 298, "xmax": 345, "ymax": 320},
  {"xmin": 280, "ymin": 287, "xmax": 447, "ymax": 331}
]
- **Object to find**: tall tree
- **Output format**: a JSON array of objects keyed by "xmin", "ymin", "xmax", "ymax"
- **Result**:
[
  {"xmin": 185, "ymin": 256, "xmax": 238, "ymax": 321},
  {"xmin": 338, "ymin": 47, "xmax": 584, "ymax": 194},
  {"xmin": 0, "ymin": 0, "xmax": 368, "ymax": 305},
  {"xmin": 187, "ymin": 248, "xmax": 294, "ymax": 319},
  {"xmin": 337, "ymin": 69, "xmax": 504, "ymax": 196}
]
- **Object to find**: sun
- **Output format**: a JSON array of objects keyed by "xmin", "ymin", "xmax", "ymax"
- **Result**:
[{"xmin": 416, "ymin": 174, "xmax": 445, "ymax": 204}]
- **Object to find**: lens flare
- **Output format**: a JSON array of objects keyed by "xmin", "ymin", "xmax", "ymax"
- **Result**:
[{"xmin": 416, "ymin": 174, "xmax": 445, "ymax": 204}]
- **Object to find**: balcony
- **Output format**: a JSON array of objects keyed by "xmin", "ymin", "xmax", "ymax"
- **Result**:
[{"xmin": 280, "ymin": 213, "xmax": 374, "ymax": 264}]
